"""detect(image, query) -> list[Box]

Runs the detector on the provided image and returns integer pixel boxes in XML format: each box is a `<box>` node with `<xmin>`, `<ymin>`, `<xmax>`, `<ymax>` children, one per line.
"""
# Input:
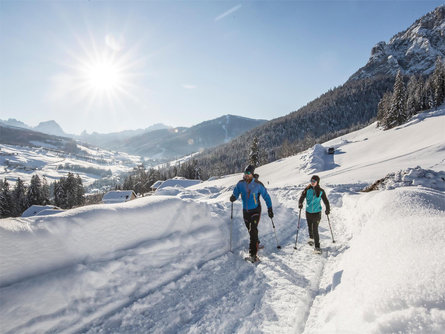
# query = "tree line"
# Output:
<box><xmin>116</xmin><ymin>161</ymin><xmax>203</xmax><ymax>195</ymax></box>
<box><xmin>377</xmin><ymin>57</ymin><xmax>445</xmax><ymax>129</ymax></box>
<box><xmin>0</xmin><ymin>173</ymin><xmax>85</xmax><ymax>218</ymax></box>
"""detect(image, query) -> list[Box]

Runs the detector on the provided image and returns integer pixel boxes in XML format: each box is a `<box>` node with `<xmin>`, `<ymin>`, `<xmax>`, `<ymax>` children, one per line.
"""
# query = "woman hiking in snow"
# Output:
<box><xmin>298</xmin><ymin>175</ymin><xmax>330</xmax><ymax>254</ymax></box>
<box><xmin>230</xmin><ymin>165</ymin><xmax>273</xmax><ymax>263</ymax></box>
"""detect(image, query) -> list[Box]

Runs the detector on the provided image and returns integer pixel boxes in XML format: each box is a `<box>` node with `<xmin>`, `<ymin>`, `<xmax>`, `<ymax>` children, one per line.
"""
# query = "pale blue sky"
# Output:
<box><xmin>0</xmin><ymin>0</ymin><xmax>443</xmax><ymax>134</ymax></box>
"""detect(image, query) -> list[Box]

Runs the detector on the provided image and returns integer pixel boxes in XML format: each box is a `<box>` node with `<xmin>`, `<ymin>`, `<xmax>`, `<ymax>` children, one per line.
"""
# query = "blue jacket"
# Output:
<box><xmin>299</xmin><ymin>186</ymin><xmax>330</xmax><ymax>214</ymax></box>
<box><xmin>232</xmin><ymin>179</ymin><xmax>272</xmax><ymax>211</ymax></box>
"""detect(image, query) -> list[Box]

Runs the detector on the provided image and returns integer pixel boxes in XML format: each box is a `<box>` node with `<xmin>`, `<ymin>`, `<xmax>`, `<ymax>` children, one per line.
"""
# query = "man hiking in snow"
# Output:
<box><xmin>298</xmin><ymin>175</ymin><xmax>330</xmax><ymax>254</ymax></box>
<box><xmin>230</xmin><ymin>165</ymin><xmax>273</xmax><ymax>263</ymax></box>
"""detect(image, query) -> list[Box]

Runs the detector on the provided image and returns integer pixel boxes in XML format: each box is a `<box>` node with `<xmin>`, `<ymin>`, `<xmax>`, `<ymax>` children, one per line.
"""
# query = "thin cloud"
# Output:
<box><xmin>105</xmin><ymin>34</ymin><xmax>123</xmax><ymax>52</ymax></box>
<box><xmin>182</xmin><ymin>84</ymin><xmax>197</xmax><ymax>89</ymax></box>
<box><xmin>214</xmin><ymin>4</ymin><xmax>242</xmax><ymax>22</ymax></box>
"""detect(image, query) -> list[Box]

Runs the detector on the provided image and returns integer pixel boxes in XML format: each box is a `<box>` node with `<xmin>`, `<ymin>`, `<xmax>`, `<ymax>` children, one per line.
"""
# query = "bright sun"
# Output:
<box><xmin>85</xmin><ymin>60</ymin><xmax>121</xmax><ymax>92</ymax></box>
<box><xmin>65</xmin><ymin>34</ymin><xmax>142</xmax><ymax>108</ymax></box>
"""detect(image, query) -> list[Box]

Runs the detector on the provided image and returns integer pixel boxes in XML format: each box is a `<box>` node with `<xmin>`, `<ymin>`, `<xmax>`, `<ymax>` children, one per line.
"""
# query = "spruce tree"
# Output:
<box><xmin>75</xmin><ymin>174</ymin><xmax>85</xmax><ymax>207</ymax></box>
<box><xmin>41</xmin><ymin>176</ymin><xmax>50</xmax><ymax>205</ymax></box>
<box><xmin>0</xmin><ymin>179</ymin><xmax>13</xmax><ymax>218</ymax></box>
<box><xmin>433</xmin><ymin>57</ymin><xmax>445</xmax><ymax>108</ymax></box>
<box><xmin>385</xmin><ymin>71</ymin><xmax>407</xmax><ymax>129</ymax></box>
<box><xmin>377</xmin><ymin>91</ymin><xmax>392</xmax><ymax>127</ymax></box>
<box><xmin>406</xmin><ymin>75</ymin><xmax>420</xmax><ymax>117</ymax></box>
<box><xmin>65</xmin><ymin>173</ymin><xmax>77</xmax><ymax>208</ymax></box>
<box><xmin>12</xmin><ymin>178</ymin><xmax>28</xmax><ymax>216</ymax></box>
<box><xmin>54</xmin><ymin>179</ymin><xmax>67</xmax><ymax>208</ymax></box>
<box><xmin>249</xmin><ymin>136</ymin><xmax>260</xmax><ymax>167</ymax></box>
<box><xmin>27</xmin><ymin>175</ymin><xmax>43</xmax><ymax>206</ymax></box>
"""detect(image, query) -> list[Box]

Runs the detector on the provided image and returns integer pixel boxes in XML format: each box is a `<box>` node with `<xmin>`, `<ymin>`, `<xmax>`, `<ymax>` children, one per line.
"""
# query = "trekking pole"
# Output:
<box><xmin>326</xmin><ymin>214</ymin><xmax>336</xmax><ymax>243</ymax></box>
<box><xmin>270</xmin><ymin>218</ymin><xmax>281</xmax><ymax>249</ymax></box>
<box><xmin>294</xmin><ymin>208</ymin><xmax>302</xmax><ymax>249</ymax></box>
<box><xmin>229</xmin><ymin>202</ymin><xmax>233</xmax><ymax>252</ymax></box>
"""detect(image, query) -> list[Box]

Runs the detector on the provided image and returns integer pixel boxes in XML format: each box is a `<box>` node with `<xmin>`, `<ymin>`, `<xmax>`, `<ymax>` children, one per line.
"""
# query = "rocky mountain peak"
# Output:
<box><xmin>35</xmin><ymin>120</ymin><xmax>66</xmax><ymax>137</ymax></box>
<box><xmin>349</xmin><ymin>5</ymin><xmax>445</xmax><ymax>81</ymax></box>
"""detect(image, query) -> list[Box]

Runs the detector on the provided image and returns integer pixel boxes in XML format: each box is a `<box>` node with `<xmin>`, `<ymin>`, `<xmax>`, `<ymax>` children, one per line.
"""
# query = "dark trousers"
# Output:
<box><xmin>243</xmin><ymin>207</ymin><xmax>261</xmax><ymax>257</ymax></box>
<box><xmin>306</xmin><ymin>211</ymin><xmax>321</xmax><ymax>248</ymax></box>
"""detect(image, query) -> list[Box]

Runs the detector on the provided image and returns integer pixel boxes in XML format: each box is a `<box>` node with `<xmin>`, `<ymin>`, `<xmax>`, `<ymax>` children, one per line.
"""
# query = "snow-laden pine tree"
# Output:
<box><xmin>65</xmin><ymin>173</ymin><xmax>77</xmax><ymax>208</ymax></box>
<box><xmin>75</xmin><ymin>174</ymin><xmax>85</xmax><ymax>207</ymax></box>
<box><xmin>41</xmin><ymin>176</ymin><xmax>50</xmax><ymax>205</ymax></box>
<box><xmin>54</xmin><ymin>179</ymin><xmax>66</xmax><ymax>209</ymax></box>
<box><xmin>406</xmin><ymin>76</ymin><xmax>421</xmax><ymax>117</ymax></box>
<box><xmin>432</xmin><ymin>57</ymin><xmax>445</xmax><ymax>108</ymax></box>
<box><xmin>377</xmin><ymin>91</ymin><xmax>392</xmax><ymax>127</ymax></box>
<box><xmin>12</xmin><ymin>178</ymin><xmax>28</xmax><ymax>216</ymax></box>
<box><xmin>249</xmin><ymin>137</ymin><xmax>260</xmax><ymax>167</ymax></box>
<box><xmin>385</xmin><ymin>71</ymin><xmax>407</xmax><ymax>129</ymax></box>
<box><xmin>26</xmin><ymin>175</ymin><xmax>43</xmax><ymax>206</ymax></box>
<box><xmin>0</xmin><ymin>179</ymin><xmax>13</xmax><ymax>218</ymax></box>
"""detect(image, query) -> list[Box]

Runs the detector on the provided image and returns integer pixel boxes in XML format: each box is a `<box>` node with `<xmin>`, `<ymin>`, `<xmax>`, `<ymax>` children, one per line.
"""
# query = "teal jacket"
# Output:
<box><xmin>299</xmin><ymin>185</ymin><xmax>330</xmax><ymax>214</ymax></box>
<box><xmin>232</xmin><ymin>179</ymin><xmax>272</xmax><ymax>211</ymax></box>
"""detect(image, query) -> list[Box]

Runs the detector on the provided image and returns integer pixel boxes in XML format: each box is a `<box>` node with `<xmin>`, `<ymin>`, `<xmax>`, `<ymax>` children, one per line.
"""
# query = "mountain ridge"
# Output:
<box><xmin>349</xmin><ymin>5</ymin><xmax>445</xmax><ymax>81</ymax></box>
<box><xmin>103</xmin><ymin>114</ymin><xmax>267</xmax><ymax>160</ymax></box>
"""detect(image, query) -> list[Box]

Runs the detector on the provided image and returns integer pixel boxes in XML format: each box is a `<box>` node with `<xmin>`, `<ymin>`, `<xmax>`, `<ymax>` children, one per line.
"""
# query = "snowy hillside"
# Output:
<box><xmin>0</xmin><ymin>108</ymin><xmax>444</xmax><ymax>333</ymax></box>
<box><xmin>0</xmin><ymin>142</ymin><xmax>141</xmax><ymax>190</ymax></box>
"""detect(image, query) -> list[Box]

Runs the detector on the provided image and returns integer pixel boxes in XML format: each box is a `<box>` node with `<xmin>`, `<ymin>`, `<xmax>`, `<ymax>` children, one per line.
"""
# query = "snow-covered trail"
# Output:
<box><xmin>80</xmin><ymin>187</ymin><xmax>341</xmax><ymax>334</ymax></box>
<box><xmin>0</xmin><ymin>186</ymin><xmax>345</xmax><ymax>334</ymax></box>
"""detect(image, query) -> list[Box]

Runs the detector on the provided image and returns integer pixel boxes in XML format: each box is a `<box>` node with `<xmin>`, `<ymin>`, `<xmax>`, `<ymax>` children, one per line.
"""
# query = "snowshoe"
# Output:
<box><xmin>314</xmin><ymin>247</ymin><xmax>322</xmax><ymax>255</ymax></box>
<box><xmin>244</xmin><ymin>255</ymin><xmax>260</xmax><ymax>263</ymax></box>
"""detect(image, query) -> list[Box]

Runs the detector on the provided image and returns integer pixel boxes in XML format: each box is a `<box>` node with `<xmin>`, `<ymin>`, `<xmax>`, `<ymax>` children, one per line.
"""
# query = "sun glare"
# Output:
<box><xmin>86</xmin><ymin>60</ymin><xmax>121</xmax><ymax>92</ymax></box>
<box><xmin>56</xmin><ymin>32</ymin><xmax>144</xmax><ymax>110</ymax></box>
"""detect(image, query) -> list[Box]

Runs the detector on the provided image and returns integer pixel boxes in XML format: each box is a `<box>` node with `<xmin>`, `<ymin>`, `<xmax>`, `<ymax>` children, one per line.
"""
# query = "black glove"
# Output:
<box><xmin>268</xmin><ymin>207</ymin><xmax>274</xmax><ymax>218</ymax></box>
<box><xmin>325</xmin><ymin>209</ymin><xmax>330</xmax><ymax>215</ymax></box>
<box><xmin>230</xmin><ymin>195</ymin><xmax>236</xmax><ymax>202</ymax></box>
<box><xmin>298</xmin><ymin>203</ymin><xmax>303</xmax><ymax>209</ymax></box>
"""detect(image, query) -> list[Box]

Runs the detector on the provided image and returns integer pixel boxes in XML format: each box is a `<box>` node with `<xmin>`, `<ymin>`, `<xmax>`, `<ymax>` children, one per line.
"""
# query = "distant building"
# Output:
<box><xmin>156</xmin><ymin>177</ymin><xmax>201</xmax><ymax>191</ymax></box>
<box><xmin>151</xmin><ymin>180</ymin><xmax>164</xmax><ymax>192</ymax></box>
<box><xmin>22</xmin><ymin>205</ymin><xmax>63</xmax><ymax>217</ymax></box>
<box><xmin>102</xmin><ymin>190</ymin><xmax>137</xmax><ymax>204</ymax></box>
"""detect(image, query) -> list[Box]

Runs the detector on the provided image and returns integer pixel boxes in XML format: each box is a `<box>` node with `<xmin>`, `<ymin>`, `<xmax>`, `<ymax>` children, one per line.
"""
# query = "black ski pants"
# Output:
<box><xmin>243</xmin><ymin>207</ymin><xmax>261</xmax><ymax>257</ymax></box>
<box><xmin>306</xmin><ymin>211</ymin><xmax>321</xmax><ymax>248</ymax></box>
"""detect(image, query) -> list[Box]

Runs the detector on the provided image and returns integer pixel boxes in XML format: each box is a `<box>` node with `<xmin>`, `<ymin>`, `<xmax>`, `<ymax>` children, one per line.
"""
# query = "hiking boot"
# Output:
<box><xmin>245</xmin><ymin>255</ymin><xmax>260</xmax><ymax>263</ymax></box>
<box><xmin>314</xmin><ymin>247</ymin><xmax>322</xmax><ymax>254</ymax></box>
<box><xmin>308</xmin><ymin>238</ymin><xmax>314</xmax><ymax>246</ymax></box>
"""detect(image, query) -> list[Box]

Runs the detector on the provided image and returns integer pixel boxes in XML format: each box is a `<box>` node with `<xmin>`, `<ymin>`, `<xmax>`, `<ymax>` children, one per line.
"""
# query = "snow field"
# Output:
<box><xmin>0</xmin><ymin>143</ymin><xmax>141</xmax><ymax>187</ymax></box>
<box><xmin>0</xmin><ymin>107</ymin><xmax>444</xmax><ymax>333</ymax></box>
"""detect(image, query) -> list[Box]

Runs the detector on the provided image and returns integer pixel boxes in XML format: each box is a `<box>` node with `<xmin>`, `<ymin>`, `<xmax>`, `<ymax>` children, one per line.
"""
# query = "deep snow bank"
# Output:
<box><xmin>305</xmin><ymin>185</ymin><xmax>445</xmax><ymax>333</ymax></box>
<box><xmin>0</xmin><ymin>195</ymin><xmax>227</xmax><ymax>286</ymax></box>
<box><xmin>363</xmin><ymin>166</ymin><xmax>445</xmax><ymax>192</ymax></box>
<box><xmin>300</xmin><ymin>144</ymin><xmax>337</xmax><ymax>174</ymax></box>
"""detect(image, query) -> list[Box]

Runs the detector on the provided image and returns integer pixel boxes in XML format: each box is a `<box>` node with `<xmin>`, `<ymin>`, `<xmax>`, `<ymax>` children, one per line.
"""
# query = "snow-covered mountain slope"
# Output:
<box><xmin>349</xmin><ymin>5</ymin><xmax>445</xmax><ymax>81</ymax></box>
<box><xmin>34</xmin><ymin>120</ymin><xmax>66</xmax><ymax>137</ymax></box>
<box><xmin>105</xmin><ymin>114</ymin><xmax>267</xmax><ymax>160</ymax></box>
<box><xmin>0</xmin><ymin>108</ymin><xmax>444</xmax><ymax>333</ymax></box>
<box><xmin>0</xmin><ymin>141</ymin><xmax>141</xmax><ymax>189</ymax></box>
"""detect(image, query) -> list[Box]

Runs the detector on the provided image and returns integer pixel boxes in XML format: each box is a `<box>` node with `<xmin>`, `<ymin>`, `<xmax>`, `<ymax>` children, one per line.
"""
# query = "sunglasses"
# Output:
<box><xmin>310</xmin><ymin>179</ymin><xmax>317</xmax><ymax>183</ymax></box>
<box><xmin>244</xmin><ymin>171</ymin><xmax>252</xmax><ymax>175</ymax></box>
